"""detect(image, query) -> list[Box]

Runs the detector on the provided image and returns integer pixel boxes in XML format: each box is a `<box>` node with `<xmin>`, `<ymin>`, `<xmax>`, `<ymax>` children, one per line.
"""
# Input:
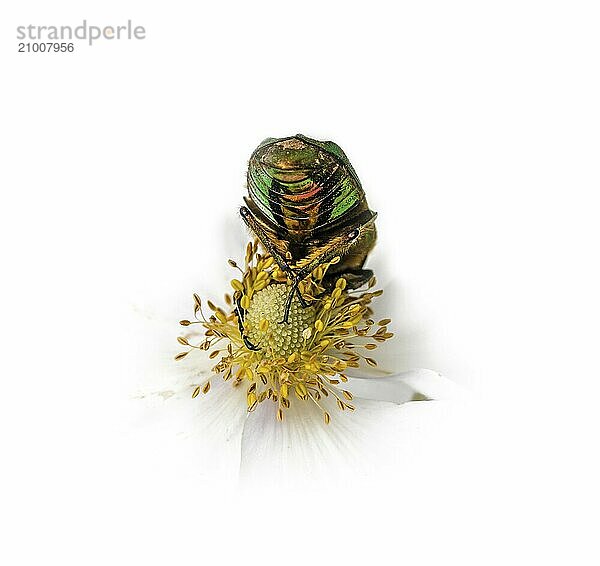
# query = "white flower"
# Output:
<box><xmin>132</xmin><ymin>305</ymin><xmax>468</xmax><ymax>487</ymax></box>
<box><xmin>129</xmin><ymin>242</ymin><xmax>469</xmax><ymax>487</ymax></box>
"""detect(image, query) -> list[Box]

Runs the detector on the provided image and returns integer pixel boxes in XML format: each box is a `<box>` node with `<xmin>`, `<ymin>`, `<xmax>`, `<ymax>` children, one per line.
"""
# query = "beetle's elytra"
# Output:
<box><xmin>239</xmin><ymin>134</ymin><xmax>377</xmax><ymax>326</ymax></box>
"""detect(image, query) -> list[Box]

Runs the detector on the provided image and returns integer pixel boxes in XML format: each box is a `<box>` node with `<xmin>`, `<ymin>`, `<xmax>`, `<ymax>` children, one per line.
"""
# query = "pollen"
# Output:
<box><xmin>245</xmin><ymin>285</ymin><xmax>315</xmax><ymax>357</ymax></box>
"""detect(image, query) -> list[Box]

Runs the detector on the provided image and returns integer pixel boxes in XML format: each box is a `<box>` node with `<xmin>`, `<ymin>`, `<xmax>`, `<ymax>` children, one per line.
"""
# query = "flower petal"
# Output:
<box><xmin>129</xmin><ymin>308</ymin><xmax>248</xmax><ymax>482</ymax></box>
<box><xmin>239</xmin><ymin>383</ymin><xmax>470</xmax><ymax>486</ymax></box>
<box><xmin>345</xmin><ymin>368</ymin><xmax>469</xmax><ymax>404</ymax></box>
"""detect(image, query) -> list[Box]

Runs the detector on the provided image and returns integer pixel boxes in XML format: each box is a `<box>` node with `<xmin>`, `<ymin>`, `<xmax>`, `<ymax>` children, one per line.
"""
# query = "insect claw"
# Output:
<box><xmin>243</xmin><ymin>335</ymin><xmax>261</xmax><ymax>351</ymax></box>
<box><xmin>296</xmin><ymin>290</ymin><xmax>309</xmax><ymax>308</ymax></box>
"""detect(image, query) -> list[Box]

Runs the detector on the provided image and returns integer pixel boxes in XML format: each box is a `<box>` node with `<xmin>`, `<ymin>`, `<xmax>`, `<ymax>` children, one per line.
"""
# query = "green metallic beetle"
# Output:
<box><xmin>239</xmin><ymin>134</ymin><xmax>377</xmax><ymax>328</ymax></box>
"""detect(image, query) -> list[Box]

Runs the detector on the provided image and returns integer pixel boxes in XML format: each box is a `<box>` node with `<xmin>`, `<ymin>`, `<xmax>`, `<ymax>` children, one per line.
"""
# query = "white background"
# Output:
<box><xmin>1</xmin><ymin>1</ymin><xmax>599</xmax><ymax>564</ymax></box>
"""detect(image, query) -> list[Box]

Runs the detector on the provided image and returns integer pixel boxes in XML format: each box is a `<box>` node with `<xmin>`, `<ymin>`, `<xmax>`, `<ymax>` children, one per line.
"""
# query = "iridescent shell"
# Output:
<box><xmin>246</xmin><ymin>134</ymin><xmax>366</xmax><ymax>236</ymax></box>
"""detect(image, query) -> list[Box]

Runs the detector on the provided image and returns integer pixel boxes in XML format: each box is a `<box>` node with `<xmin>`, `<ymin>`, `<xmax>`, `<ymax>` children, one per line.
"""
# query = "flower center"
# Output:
<box><xmin>245</xmin><ymin>284</ymin><xmax>316</xmax><ymax>357</ymax></box>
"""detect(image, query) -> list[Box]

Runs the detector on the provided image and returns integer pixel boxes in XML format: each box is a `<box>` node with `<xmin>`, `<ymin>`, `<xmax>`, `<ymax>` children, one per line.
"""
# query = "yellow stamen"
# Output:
<box><xmin>176</xmin><ymin>242</ymin><xmax>394</xmax><ymax>422</ymax></box>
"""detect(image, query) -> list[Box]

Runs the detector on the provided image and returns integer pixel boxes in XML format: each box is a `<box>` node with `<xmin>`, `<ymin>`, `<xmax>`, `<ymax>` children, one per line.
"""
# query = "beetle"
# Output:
<box><xmin>239</xmin><ymin>134</ymin><xmax>377</xmax><ymax>327</ymax></box>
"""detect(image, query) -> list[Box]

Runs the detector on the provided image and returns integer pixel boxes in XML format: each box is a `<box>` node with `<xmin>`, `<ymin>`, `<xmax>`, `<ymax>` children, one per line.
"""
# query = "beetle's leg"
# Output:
<box><xmin>280</xmin><ymin>246</ymin><xmax>371</xmax><ymax>323</ymax></box>
<box><xmin>279</xmin><ymin>216</ymin><xmax>377</xmax><ymax>320</ymax></box>
<box><xmin>280</xmin><ymin>279</ymin><xmax>301</xmax><ymax>324</ymax></box>
<box><xmin>277</xmin><ymin>278</ymin><xmax>315</xmax><ymax>323</ymax></box>
<box><xmin>279</xmin><ymin>248</ymin><xmax>343</xmax><ymax>322</ymax></box>
<box><xmin>240</xmin><ymin>206</ymin><xmax>309</xmax><ymax>311</ymax></box>
<box><xmin>243</xmin><ymin>335</ymin><xmax>260</xmax><ymax>351</ymax></box>
<box><xmin>240</xmin><ymin>206</ymin><xmax>375</xmax><ymax>323</ymax></box>
<box><xmin>234</xmin><ymin>290</ymin><xmax>260</xmax><ymax>351</ymax></box>
<box><xmin>239</xmin><ymin>207</ymin><xmax>294</xmax><ymax>278</ymax></box>
<box><xmin>294</xmin><ymin>285</ymin><xmax>309</xmax><ymax>307</ymax></box>
<box><xmin>290</xmin><ymin>232</ymin><xmax>361</xmax><ymax>284</ymax></box>
<box><xmin>292</xmin><ymin>213</ymin><xmax>377</xmax><ymax>284</ymax></box>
